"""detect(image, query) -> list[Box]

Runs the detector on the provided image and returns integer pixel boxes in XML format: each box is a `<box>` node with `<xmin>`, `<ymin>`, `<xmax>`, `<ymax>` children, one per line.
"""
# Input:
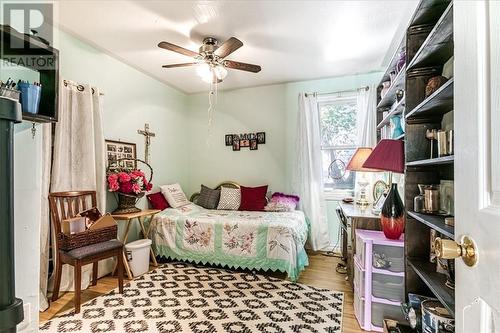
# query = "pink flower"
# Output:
<box><xmin>108</xmin><ymin>180</ymin><xmax>119</xmax><ymax>192</ymax></box>
<box><xmin>131</xmin><ymin>183</ymin><xmax>141</xmax><ymax>194</ymax></box>
<box><xmin>120</xmin><ymin>182</ymin><xmax>133</xmax><ymax>194</ymax></box>
<box><xmin>131</xmin><ymin>170</ymin><xmax>145</xmax><ymax>178</ymax></box>
<box><xmin>108</xmin><ymin>174</ymin><xmax>118</xmax><ymax>182</ymax></box>
<box><xmin>118</xmin><ymin>172</ymin><xmax>131</xmax><ymax>183</ymax></box>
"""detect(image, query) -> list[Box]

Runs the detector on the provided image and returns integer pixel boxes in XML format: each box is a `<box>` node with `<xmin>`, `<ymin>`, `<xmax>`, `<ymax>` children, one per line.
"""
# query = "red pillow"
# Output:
<box><xmin>239</xmin><ymin>185</ymin><xmax>268</xmax><ymax>211</ymax></box>
<box><xmin>146</xmin><ymin>192</ymin><xmax>170</xmax><ymax>210</ymax></box>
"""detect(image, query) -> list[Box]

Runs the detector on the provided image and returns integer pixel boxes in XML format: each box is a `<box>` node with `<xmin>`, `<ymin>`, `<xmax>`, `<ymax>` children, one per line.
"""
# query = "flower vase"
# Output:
<box><xmin>391</xmin><ymin>115</ymin><xmax>404</xmax><ymax>138</ymax></box>
<box><xmin>380</xmin><ymin>183</ymin><xmax>405</xmax><ymax>239</ymax></box>
<box><xmin>113</xmin><ymin>192</ymin><xmax>143</xmax><ymax>214</ymax></box>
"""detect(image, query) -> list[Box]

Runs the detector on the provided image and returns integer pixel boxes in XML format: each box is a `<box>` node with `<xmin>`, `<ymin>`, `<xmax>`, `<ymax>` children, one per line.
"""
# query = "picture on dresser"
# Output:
<box><xmin>105</xmin><ymin>139</ymin><xmax>137</xmax><ymax>170</ymax></box>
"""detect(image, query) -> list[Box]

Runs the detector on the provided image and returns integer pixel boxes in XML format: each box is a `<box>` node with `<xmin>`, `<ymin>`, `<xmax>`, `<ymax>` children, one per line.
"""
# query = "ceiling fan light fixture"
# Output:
<box><xmin>196</xmin><ymin>62</ymin><xmax>212</xmax><ymax>82</ymax></box>
<box><xmin>213</xmin><ymin>64</ymin><xmax>227</xmax><ymax>80</ymax></box>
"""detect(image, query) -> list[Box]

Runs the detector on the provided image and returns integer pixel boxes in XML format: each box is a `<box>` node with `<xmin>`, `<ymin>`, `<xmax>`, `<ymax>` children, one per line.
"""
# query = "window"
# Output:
<box><xmin>318</xmin><ymin>95</ymin><xmax>358</xmax><ymax>196</ymax></box>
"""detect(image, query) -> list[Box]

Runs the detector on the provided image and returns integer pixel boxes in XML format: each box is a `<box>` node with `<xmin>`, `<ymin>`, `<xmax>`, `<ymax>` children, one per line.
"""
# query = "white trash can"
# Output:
<box><xmin>125</xmin><ymin>239</ymin><xmax>152</xmax><ymax>277</ymax></box>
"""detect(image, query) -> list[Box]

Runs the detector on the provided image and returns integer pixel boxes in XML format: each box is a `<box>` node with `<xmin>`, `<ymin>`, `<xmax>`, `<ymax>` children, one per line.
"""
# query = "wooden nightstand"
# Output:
<box><xmin>111</xmin><ymin>209</ymin><xmax>160</xmax><ymax>279</ymax></box>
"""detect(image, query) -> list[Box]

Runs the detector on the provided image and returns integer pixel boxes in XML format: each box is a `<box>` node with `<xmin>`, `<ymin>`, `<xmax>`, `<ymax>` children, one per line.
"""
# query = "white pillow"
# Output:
<box><xmin>217</xmin><ymin>187</ymin><xmax>241</xmax><ymax>210</ymax></box>
<box><xmin>160</xmin><ymin>183</ymin><xmax>190</xmax><ymax>208</ymax></box>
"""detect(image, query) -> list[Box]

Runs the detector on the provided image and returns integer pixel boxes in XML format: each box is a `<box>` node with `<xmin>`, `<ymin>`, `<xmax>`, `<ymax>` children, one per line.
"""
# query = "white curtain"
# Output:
<box><xmin>293</xmin><ymin>93</ymin><xmax>330</xmax><ymax>251</ymax></box>
<box><xmin>357</xmin><ymin>84</ymin><xmax>377</xmax><ymax>147</ymax></box>
<box><xmin>355</xmin><ymin>84</ymin><xmax>378</xmax><ymax>202</ymax></box>
<box><xmin>48</xmin><ymin>80</ymin><xmax>112</xmax><ymax>294</ymax></box>
<box><xmin>39</xmin><ymin>124</ymin><xmax>52</xmax><ymax>311</ymax></box>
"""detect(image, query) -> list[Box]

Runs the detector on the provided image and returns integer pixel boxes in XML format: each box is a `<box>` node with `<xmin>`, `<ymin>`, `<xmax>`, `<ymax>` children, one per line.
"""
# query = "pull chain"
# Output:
<box><xmin>31</xmin><ymin>122</ymin><xmax>36</xmax><ymax>139</ymax></box>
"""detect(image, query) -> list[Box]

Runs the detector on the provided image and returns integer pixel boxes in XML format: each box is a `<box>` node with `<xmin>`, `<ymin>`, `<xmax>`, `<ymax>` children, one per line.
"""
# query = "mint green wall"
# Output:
<box><xmin>186</xmin><ymin>84</ymin><xmax>287</xmax><ymax>195</ymax></box>
<box><xmin>187</xmin><ymin>72</ymin><xmax>382</xmax><ymax>248</ymax></box>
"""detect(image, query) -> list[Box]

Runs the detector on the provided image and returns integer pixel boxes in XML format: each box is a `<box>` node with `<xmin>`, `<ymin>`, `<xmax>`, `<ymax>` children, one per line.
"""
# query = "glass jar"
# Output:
<box><xmin>414</xmin><ymin>184</ymin><xmax>429</xmax><ymax>213</ymax></box>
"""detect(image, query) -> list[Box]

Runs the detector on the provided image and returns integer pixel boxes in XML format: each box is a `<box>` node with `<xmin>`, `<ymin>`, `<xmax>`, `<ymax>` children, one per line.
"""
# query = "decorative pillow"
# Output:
<box><xmin>264</xmin><ymin>192</ymin><xmax>300</xmax><ymax>212</ymax></box>
<box><xmin>146</xmin><ymin>192</ymin><xmax>170</xmax><ymax>210</ymax></box>
<box><xmin>239</xmin><ymin>185</ymin><xmax>268</xmax><ymax>211</ymax></box>
<box><xmin>217</xmin><ymin>187</ymin><xmax>241</xmax><ymax>210</ymax></box>
<box><xmin>160</xmin><ymin>183</ymin><xmax>190</xmax><ymax>208</ymax></box>
<box><xmin>197</xmin><ymin>184</ymin><xmax>221</xmax><ymax>209</ymax></box>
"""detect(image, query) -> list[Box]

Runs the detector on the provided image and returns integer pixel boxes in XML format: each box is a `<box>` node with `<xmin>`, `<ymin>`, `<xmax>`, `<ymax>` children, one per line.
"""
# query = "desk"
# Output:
<box><xmin>337</xmin><ymin>202</ymin><xmax>381</xmax><ymax>288</ymax></box>
<box><xmin>111</xmin><ymin>209</ymin><xmax>160</xmax><ymax>278</ymax></box>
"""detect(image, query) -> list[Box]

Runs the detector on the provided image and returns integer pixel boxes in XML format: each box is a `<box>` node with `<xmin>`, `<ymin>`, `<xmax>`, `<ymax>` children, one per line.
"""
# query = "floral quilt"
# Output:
<box><xmin>150</xmin><ymin>204</ymin><xmax>309</xmax><ymax>281</ymax></box>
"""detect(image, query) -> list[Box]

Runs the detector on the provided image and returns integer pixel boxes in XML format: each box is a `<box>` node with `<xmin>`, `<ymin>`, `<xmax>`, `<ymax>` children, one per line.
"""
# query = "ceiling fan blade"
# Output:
<box><xmin>158</xmin><ymin>41</ymin><xmax>199</xmax><ymax>58</ymax></box>
<box><xmin>223</xmin><ymin>60</ymin><xmax>261</xmax><ymax>73</ymax></box>
<box><xmin>162</xmin><ymin>62</ymin><xmax>198</xmax><ymax>68</ymax></box>
<box><xmin>214</xmin><ymin>37</ymin><xmax>243</xmax><ymax>58</ymax></box>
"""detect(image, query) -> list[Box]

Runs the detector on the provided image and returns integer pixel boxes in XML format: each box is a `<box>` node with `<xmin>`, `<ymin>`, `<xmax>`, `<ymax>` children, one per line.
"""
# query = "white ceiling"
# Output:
<box><xmin>56</xmin><ymin>1</ymin><xmax>418</xmax><ymax>94</ymax></box>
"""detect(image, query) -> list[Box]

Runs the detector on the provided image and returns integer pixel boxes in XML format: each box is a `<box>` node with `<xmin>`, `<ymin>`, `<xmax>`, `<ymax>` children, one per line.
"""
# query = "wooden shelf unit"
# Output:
<box><xmin>403</xmin><ymin>0</ymin><xmax>455</xmax><ymax>320</ymax></box>
<box><xmin>0</xmin><ymin>25</ymin><xmax>59</xmax><ymax>123</ymax></box>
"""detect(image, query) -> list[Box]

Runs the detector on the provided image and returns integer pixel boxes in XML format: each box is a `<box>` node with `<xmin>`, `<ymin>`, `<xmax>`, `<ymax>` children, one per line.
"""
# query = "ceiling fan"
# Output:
<box><xmin>158</xmin><ymin>37</ymin><xmax>261</xmax><ymax>84</ymax></box>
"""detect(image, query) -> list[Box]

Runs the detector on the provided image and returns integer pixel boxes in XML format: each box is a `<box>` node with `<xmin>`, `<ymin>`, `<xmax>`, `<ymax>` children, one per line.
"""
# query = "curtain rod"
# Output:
<box><xmin>63</xmin><ymin>79</ymin><xmax>105</xmax><ymax>96</ymax></box>
<box><xmin>304</xmin><ymin>86</ymin><xmax>369</xmax><ymax>98</ymax></box>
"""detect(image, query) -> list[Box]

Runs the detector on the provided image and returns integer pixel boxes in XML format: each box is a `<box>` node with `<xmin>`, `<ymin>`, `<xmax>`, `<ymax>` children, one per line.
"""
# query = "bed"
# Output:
<box><xmin>150</xmin><ymin>182</ymin><xmax>309</xmax><ymax>281</ymax></box>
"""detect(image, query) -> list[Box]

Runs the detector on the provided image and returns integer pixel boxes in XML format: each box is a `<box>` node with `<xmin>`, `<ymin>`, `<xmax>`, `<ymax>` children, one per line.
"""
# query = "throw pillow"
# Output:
<box><xmin>197</xmin><ymin>184</ymin><xmax>221</xmax><ymax>209</ymax></box>
<box><xmin>239</xmin><ymin>185</ymin><xmax>268</xmax><ymax>211</ymax></box>
<box><xmin>217</xmin><ymin>187</ymin><xmax>241</xmax><ymax>210</ymax></box>
<box><xmin>160</xmin><ymin>183</ymin><xmax>190</xmax><ymax>208</ymax></box>
<box><xmin>146</xmin><ymin>192</ymin><xmax>170</xmax><ymax>210</ymax></box>
<box><xmin>264</xmin><ymin>192</ymin><xmax>300</xmax><ymax>212</ymax></box>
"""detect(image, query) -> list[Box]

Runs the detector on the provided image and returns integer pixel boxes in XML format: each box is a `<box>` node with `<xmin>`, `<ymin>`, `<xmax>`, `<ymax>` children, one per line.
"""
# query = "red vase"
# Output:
<box><xmin>381</xmin><ymin>183</ymin><xmax>405</xmax><ymax>239</ymax></box>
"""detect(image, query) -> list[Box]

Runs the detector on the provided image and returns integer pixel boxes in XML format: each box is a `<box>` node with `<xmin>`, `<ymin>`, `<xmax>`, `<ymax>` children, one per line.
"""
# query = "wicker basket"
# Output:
<box><xmin>58</xmin><ymin>225</ymin><xmax>118</xmax><ymax>251</ymax></box>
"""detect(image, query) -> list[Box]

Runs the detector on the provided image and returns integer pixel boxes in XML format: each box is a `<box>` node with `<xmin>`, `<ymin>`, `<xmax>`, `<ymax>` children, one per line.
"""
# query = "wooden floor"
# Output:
<box><xmin>40</xmin><ymin>252</ymin><xmax>366</xmax><ymax>332</ymax></box>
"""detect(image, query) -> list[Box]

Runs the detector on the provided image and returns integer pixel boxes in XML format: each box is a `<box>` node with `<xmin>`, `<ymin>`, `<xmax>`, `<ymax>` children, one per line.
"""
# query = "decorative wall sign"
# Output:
<box><xmin>105</xmin><ymin>139</ymin><xmax>137</xmax><ymax>170</ymax></box>
<box><xmin>225</xmin><ymin>132</ymin><xmax>265</xmax><ymax>151</ymax></box>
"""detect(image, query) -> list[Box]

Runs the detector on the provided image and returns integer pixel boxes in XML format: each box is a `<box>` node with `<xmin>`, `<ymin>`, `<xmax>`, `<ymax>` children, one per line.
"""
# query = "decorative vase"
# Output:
<box><xmin>391</xmin><ymin>115</ymin><xmax>404</xmax><ymax>138</ymax></box>
<box><xmin>381</xmin><ymin>183</ymin><xmax>405</xmax><ymax>239</ymax></box>
<box><xmin>113</xmin><ymin>192</ymin><xmax>144</xmax><ymax>214</ymax></box>
<box><xmin>380</xmin><ymin>81</ymin><xmax>391</xmax><ymax>99</ymax></box>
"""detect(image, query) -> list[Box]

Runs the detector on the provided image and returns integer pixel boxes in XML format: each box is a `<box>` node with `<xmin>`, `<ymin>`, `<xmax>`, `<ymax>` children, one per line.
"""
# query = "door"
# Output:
<box><xmin>454</xmin><ymin>1</ymin><xmax>500</xmax><ymax>332</ymax></box>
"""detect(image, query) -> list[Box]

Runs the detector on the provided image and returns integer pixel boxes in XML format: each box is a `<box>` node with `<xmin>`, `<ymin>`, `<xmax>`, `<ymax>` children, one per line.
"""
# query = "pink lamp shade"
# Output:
<box><xmin>362</xmin><ymin>139</ymin><xmax>405</xmax><ymax>173</ymax></box>
<box><xmin>346</xmin><ymin>148</ymin><xmax>380</xmax><ymax>172</ymax></box>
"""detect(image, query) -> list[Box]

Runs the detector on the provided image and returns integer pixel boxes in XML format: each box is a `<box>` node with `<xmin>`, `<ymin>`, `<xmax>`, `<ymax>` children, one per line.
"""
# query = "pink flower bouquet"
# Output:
<box><xmin>107</xmin><ymin>169</ymin><xmax>153</xmax><ymax>195</ymax></box>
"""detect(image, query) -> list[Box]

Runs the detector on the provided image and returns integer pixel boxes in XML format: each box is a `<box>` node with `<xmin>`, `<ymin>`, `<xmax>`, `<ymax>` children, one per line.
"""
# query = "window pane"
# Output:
<box><xmin>319</xmin><ymin>100</ymin><xmax>357</xmax><ymax>147</ymax></box>
<box><xmin>322</xmin><ymin>149</ymin><xmax>355</xmax><ymax>190</ymax></box>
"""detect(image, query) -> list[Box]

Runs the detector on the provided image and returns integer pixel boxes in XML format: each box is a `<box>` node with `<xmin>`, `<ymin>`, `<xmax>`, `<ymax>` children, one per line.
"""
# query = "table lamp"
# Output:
<box><xmin>346</xmin><ymin>147</ymin><xmax>378</xmax><ymax>206</ymax></box>
<box><xmin>362</xmin><ymin>139</ymin><xmax>405</xmax><ymax>239</ymax></box>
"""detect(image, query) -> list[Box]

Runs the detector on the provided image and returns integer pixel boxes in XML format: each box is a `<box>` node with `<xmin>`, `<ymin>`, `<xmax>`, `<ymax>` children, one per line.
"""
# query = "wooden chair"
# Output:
<box><xmin>48</xmin><ymin>191</ymin><xmax>124</xmax><ymax>313</ymax></box>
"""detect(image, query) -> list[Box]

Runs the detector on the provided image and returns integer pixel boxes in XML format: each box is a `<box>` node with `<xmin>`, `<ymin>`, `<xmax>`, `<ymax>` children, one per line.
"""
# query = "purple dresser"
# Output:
<box><xmin>353</xmin><ymin>230</ymin><xmax>405</xmax><ymax>331</ymax></box>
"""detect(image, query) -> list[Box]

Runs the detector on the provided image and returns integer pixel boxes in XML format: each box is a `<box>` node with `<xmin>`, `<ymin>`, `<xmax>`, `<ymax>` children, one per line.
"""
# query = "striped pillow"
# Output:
<box><xmin>197</xmin><ymin>185</ymin><xmax>220</xmax><ymax>209</ymax></box>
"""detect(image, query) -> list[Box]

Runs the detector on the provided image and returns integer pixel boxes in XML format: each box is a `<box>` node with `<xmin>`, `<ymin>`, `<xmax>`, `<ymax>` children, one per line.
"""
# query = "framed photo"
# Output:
<box><xmin>250</xmin><ymin>139</ymin><xmax>258</xmax><ymax>150</ymax></box>
<box><xmin>256</xmin><ymin>132</ymin><xmax>266</xmax><ymax>144</ymax></box>
<box><xmin>225</xmin><ymin>134</ymin><xmax>233</xmax><ymax>146</ymax></box>
<box><xmin>232</xmin><ymin>140</ymin><xmax>241</xmax><ymax>151</ymax></box>
<box><xmin>105</xmin><ymin>140</ymin><xmax>137</xmax><ymax>170</ymax></box>
<box><xmin>240</xmin><ymin>139</ymin><xmax>250</xmax><ymax>148</ymax></box>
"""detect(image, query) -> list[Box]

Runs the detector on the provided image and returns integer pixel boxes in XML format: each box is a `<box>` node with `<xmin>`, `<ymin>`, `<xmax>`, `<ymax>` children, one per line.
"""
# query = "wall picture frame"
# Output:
<box><xmin>225</xmin><ymin>134</ymin><xmax>233</xmax><ymax>146</ymax></box>
<box><xmin>256</xmin><ymin>132</ymin><xmax>266</xmax><ymax>144</ymax></box>
<box><xmin>232</xmin><ymin>140</ymin><xmax>240</xmax><ymax>151</ymax></box>
<box><xmin>105</xmin><ymin>139</ymin><xmax>137</xmax><ymax>170</ymax></box>
<box><xmin>250</xmin><ymin>139</ymin><xmax>258</xmax><ymax>150</ymax></box>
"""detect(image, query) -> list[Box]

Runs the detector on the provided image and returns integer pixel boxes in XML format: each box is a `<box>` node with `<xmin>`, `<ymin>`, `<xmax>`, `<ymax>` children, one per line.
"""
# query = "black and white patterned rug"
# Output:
<box><xmin>40</xmin><ymin>262</ymin><xmax>343</xmax><ymax>333</ymax></box>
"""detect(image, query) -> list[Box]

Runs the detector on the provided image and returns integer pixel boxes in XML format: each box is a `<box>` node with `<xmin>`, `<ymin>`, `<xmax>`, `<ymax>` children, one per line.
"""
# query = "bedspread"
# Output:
<box><xmin>150</xmin><ymin>204</ymin><xmax>309</xmax><ymax>281</ymax></box>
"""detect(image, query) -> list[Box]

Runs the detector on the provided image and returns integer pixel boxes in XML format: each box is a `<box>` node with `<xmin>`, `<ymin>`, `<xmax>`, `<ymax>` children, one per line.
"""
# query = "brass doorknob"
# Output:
<box><xmin>435</xmin><ymin>236</ymin><xmax>478</xmax><ymax>267</ymax></box>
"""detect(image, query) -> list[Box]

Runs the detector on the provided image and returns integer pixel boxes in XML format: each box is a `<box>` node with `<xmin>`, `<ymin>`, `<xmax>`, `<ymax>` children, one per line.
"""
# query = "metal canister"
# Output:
<box><xmin>421</xmin><ymin>300</ymin><xmax>454</xmax><ymax>333</ymax></box>
<box><xmin>424</xmin><ymin>186</ymin><xmax>440</xmax><ymax>213</ymax></box>
<box><xmin>437</xmin><ymin>130</ymin><xmax>448</xmax><ymax>156</ymax></box>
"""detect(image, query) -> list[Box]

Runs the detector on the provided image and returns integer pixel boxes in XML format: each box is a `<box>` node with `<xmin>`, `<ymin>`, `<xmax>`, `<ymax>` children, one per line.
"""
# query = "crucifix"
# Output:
<box><xmin>137</xmin><ymin>123</ymin><xmax>155</xmax><ymax>164</ymax></box>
